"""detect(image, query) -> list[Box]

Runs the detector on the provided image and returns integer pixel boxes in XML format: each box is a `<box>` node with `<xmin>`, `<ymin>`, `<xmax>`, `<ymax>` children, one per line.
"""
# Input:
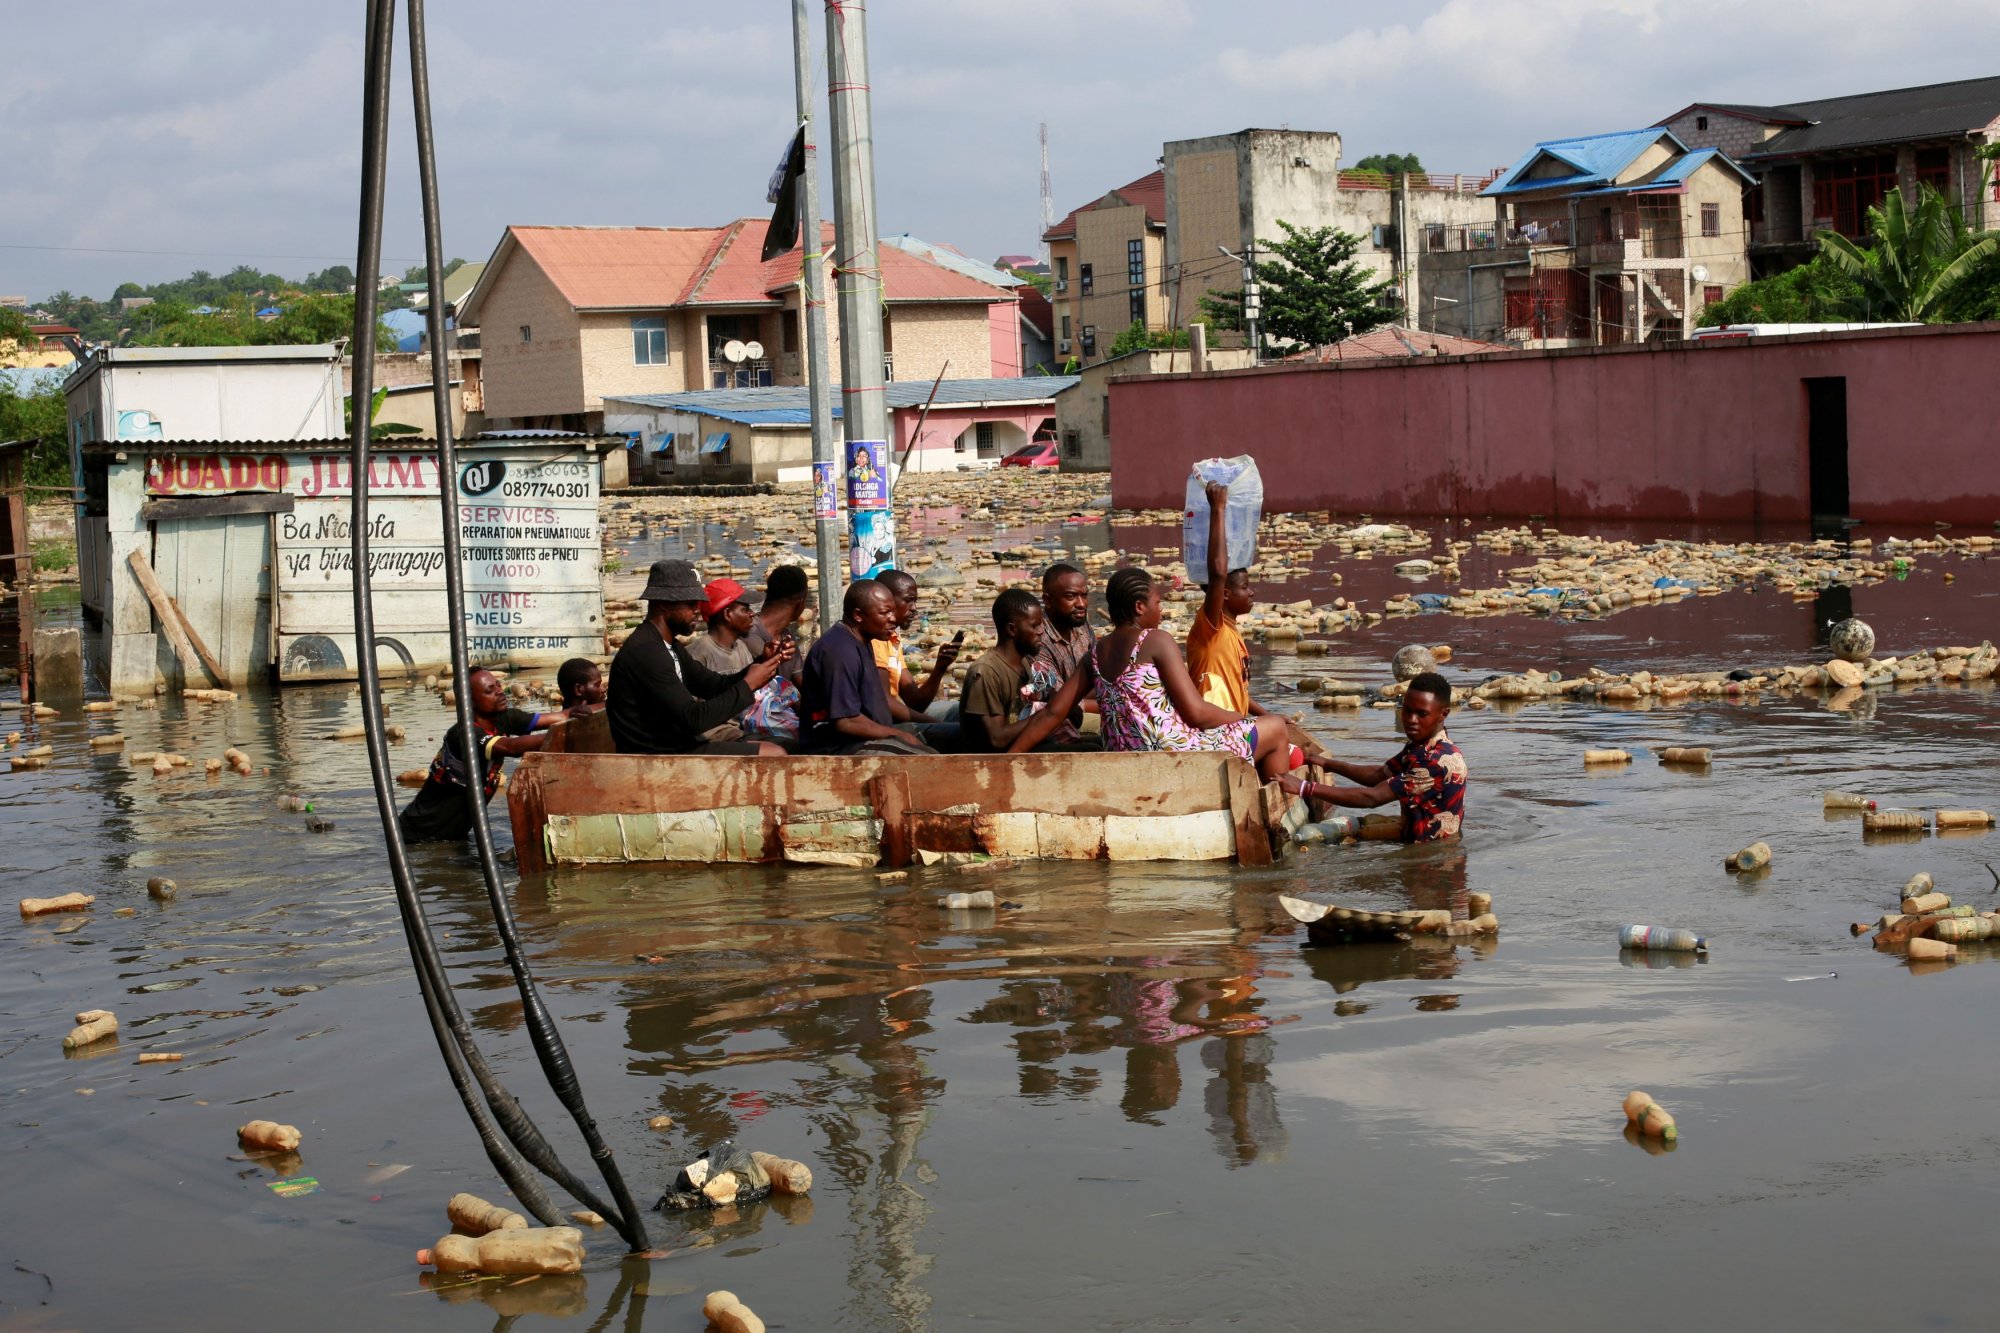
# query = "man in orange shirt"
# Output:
<box><xmin>1186</xmin><ymin>479</ymin><xmax>1269</xmax><ymax>721</ymax></box>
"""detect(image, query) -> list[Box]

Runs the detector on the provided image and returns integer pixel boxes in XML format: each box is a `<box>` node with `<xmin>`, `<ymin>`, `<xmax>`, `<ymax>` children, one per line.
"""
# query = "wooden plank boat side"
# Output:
<box><xmin>508</xmin><ymin>749</ymin><xmax>1273</xmax><ymax>873</ymax></box>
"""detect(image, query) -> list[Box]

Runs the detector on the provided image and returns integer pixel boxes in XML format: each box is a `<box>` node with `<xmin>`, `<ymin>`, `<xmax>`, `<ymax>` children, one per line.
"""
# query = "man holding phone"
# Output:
<box><xmin>874</xmin><ymin>571</ymin><xmax>963</xmax><ymax>746</ymax></box>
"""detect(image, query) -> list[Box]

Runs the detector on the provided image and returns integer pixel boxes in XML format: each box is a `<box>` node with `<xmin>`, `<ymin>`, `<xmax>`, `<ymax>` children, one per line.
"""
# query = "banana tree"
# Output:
<box><xmin>1816</xmin><ymin>182</ymin><xmax>1998</xmax><ymax>323</ymax></box>
<box><xmin>343</xmin><ymin>385</ymin><xmax>425</xmax><ymax>439</ymax></box>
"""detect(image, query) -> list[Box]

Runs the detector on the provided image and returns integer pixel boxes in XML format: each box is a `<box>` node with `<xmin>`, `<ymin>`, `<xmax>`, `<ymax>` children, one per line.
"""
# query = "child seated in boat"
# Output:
<box><xmin>1278</xmin><ymin>672</ymin><xmax>1463</xmax><ymax>842</ymax></box>
<box><xmin>1007</xmin><ymin>567</ymin><xmax>1291</xmax><ymax>781</ymax></box>
<box><xmin>399</xmin><ymin>667</ymin><xmax>562</xmax><ymax>844</ymax></box>
<box><xmin>557</xmin><ymin>657</ymin><xmax>605</xmax><ymax>714</ymax></box>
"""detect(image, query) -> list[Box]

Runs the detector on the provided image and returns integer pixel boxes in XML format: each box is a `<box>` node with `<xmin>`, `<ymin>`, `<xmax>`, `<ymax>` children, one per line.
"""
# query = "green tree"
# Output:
<box><xmin>1352</xmin><ymin>152</ymin><xmax>1424</xmax><ymax>177</ymax></box>
<box><xmin>1107</xmin><ymin>319</ymin><xmax>1190</xmax><ymax>358</ymax></box>
<box><xmin>1816</xmin><ymin>182</ymin><xmax>1997</xmax><ymax>322</ymax></box>
<box><xmin>0</xmin><ymin>307</ymin><xmax>35</xmax><ymax>347</ymax></box>
<box><xmin>0</xmin><ymin>382</ymin><xmax>71</xmax><ymax>489</ymax></box>
<box><xmin>1196</xmin><ymin>286</ymin><xmax>1244</xmax><ymax>332</ymax></box>
<box><xmin>1237</xmin><ymin>219</ymin><xmax>1399</xmax><ymax>348</ymax></box>
<box><xmin>344</xmin><ymin>385</ymin><xmax>424</xmax><ymax>440</ymax></box>
<box><xmin>1695</xmin><ymin>258</ymin><xmax>1864</xmax><ymax>327</ymax></box>
<box><xmin>1005</xmin><ymin>267</ymin><xmax>1053</xmax><ymax>297</ymax></box>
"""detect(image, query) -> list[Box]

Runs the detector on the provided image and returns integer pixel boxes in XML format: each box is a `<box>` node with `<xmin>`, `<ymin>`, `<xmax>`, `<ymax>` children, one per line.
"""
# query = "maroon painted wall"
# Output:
<box><xmin>1109</xmin><ymin>323</ymin><xmax>2000</xmax><ymax>524</ymax></box>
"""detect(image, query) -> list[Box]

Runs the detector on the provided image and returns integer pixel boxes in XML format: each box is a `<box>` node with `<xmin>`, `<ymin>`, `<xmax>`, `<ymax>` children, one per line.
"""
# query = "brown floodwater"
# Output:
<box><xmin>3</xmin><ymin>507</ymin><xmax>1999</xmax><ymax>1332</ymax></box>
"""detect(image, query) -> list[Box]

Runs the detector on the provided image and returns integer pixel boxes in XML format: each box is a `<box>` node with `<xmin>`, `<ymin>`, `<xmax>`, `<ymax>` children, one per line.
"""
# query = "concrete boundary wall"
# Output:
<box><xmin>1108</xmin><ymin>323</ymin><xmax>2000</xmax><ymax>524</ymax></box>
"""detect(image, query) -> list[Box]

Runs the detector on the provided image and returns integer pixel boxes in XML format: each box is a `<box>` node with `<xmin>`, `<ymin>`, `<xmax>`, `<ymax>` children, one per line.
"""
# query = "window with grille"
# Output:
<box><xmin>1129</xmin><ymin>290</ymin><xmax>1144</xmax><ymax>322</ymax></box>
<box><xmin>1062</xmin><ymin>431</ymin><xmax>1080</xmax><ymax>458</ymax></box>
<box><xmin>1915</xmin><ymin>147</ymin><xmax>1951</xmax><ymax>193</ymax></box>
<box><xmin>519</xmin><ymin>324</ymin><xmax>532</xmax><ymax>343</ymax></box>
<box><xmin>1704</xmin><ymin>285</ymin><xmax>1724</xmax><ymax>306</ymax></box>
<box><xmin>1700</xmin><ymin>203</ymin><xmax>1720</xmax><ymax>237</ymax></box>
<box><xmin>1080</xmin><ymin>325</ymin><xmax>1096</xmax><ymax>355</ymax></box>
<box><xmin>954</xmin><ymin>428</ymin><xmax>968</xmax><ymax>452</ymax></box>
<box><xmin>1079</xmin><ymin>263</ymin><xmax>1093</xmax><ymax>295</ymax></box>
<box><xmin>1127</xmin><ymin>239</ymin><xmax>1144</xmax><ymax>287</ymax></box>
<box><xmin>976</xmin><ymin>422</ymin><xmax>995</xmax><ymax>452</ymax></box>
<box><xmin>631</xmin><ymin>316</ymin><xmax>668</xmax><ymax>365</ymax></box>
<box><xmin>1060</xmin><ymin>314</ymin><xmax>1071</xmax><ymax>340</ymax></box>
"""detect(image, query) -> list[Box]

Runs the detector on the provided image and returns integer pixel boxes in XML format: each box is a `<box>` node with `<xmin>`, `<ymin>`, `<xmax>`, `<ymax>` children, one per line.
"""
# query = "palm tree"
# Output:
<box><xmin>1816</xmin><ymin>182</ymin><xmax>1997</xmax><ymax>322</ymax></box>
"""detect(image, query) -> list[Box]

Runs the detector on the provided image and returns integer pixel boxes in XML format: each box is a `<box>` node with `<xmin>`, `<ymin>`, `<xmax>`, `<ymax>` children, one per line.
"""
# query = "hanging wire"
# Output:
<box><xmin>346</xmin><ymin>0</ymin><xmax>649</xmax><ymax>1251</ymax></box>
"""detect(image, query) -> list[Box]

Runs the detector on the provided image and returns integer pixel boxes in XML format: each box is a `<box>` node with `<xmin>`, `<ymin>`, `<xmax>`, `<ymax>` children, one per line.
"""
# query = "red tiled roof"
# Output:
<box><xmin>1042</xmin><ymin>170</ymin><xmax>1167</xmax><ymax>242</ymax></box>
<box><xmin>495</xmin><ymin>221</ymin><xmax>1010</xmax><ymax>312</ymax></box>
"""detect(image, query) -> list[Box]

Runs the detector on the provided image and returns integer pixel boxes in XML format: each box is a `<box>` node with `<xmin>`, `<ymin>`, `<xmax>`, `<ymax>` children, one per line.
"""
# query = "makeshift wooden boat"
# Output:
<box><xmin>507</xmin><ymin>712</ymin><xmax>1288</xmax><ymax>873</ymax></box>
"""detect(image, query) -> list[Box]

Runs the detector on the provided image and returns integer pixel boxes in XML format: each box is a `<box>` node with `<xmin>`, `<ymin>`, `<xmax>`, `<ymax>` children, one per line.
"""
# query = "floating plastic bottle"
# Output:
<box><xmin>1931</xmin><ymin>916</ymin><xmax>2000</xmax><ymax>944</ymax></box>
<box><xmin>703</xmin><ymin>1291</ymin><xmax>767</xmax><ymax>1333</ymax></box>
<box><xmin>1726</xmin><ymin>842</ymin><xmax>1771</xmax><ymax>872</ymax></box>
<box><xmin>1623</xmin><ymin>1089</ymin><xmax>1678</xmax><ymax>1140</ymax></box>
<box><xmin>1619</xmin><ymin>925</ymin><xmax>1707</xmax><ymax>952</ymax></box>
<box><xmin>1823</xmin><ymin>791</ymin><xmax>1876</xmax><ymax>811</ymax></box>
<box><xmin>1906</xmin><ymin>937</ymin><xmax>1957</xmax><ymax>962</ymax></box>
<box><xmin>238</xmin><ymin>1120</ymin><xmax>302</xmax><ymax>1152</ymax></box>
<box><xmin>1935</xmin><ymin>809</ymin><xmax>1995</xmax><ymax>829</ymax></box>
<box><xmin>1863</xmin><ymin>809</ymin><xmax>1926</xmax><ymax>832</ymax></box>
<box><xmin>447</xmin><ymin>1192</ymin><xmax>527</xmax><ymax>1236</ymax></box>
<box><xmin>938</xmin><ymin>890</ymin><xmax>995</xmax><ymax>910</ymax></box>
<box><xmin>62</xmin><ymin>1009</ymin><xmax>118</xmax><ymax>1050</ymax></box>
<box><xmin>1902</xmin><ymin>890</ymin><xmax>1951</xmax><ymax>915</ymax></box>
<box><xmin>420</xmin><ymin>1227</ymin><xmax>584</xmax><ymax>1276</ymax></box>
<box><xmin>1584</xmin><ymin>749</ymin><xmax>1632</xmax><ymax>765</ymax></box>
<box><xmin>1660</xmin><ymin>747</ymin><xmax>1712</xmax><ymax>765</ymax></box>
<box><xmin>277</xmin><ymin>795</ymin><xmax>314</xmax><ymax>813</ymax></box>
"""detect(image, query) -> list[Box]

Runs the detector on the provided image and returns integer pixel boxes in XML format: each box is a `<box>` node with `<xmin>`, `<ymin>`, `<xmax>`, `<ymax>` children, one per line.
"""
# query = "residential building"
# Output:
<box><xmin>456</xmin><ymin>221</ymin><xmax>1019</xmax><ymax>431</ymax></box>
<box><xmin>1659</xmin><ymin>75</ymin><xmax>2000</xmax><ymax>274</ymax></box>
<box><xmin>1054</xmin><ymin>345</ymin><xmax>1253</xmax><ymax>473</ymax></box>
<box><xmin>1421</xmin><ymin>128</ymin><xmax>1754</xmax><ymax>347</ymax></box>
<box><xmin>1015</xmin><ymin>286</ymin><xmax>1055</xmax><ymax>375</ymax></box>
<box><xmin>602</xmin><ymin>375</ymin><xmax>1074</xmax><ymax>484</ymax></box>
<box><xmin>0</xmin><ymin>323</ymin><xmax>79</xmax><ymax>369</ymax></box>
<box><xmin>880</xmin><ymin>235</ymin><xmax>1026</xmax><ymax>376</ymax></box>
<box><xmin>1044</xmin><ymin>170</ymin><xmax>1169</xmax><ymax>367</ymax></box>
<box><xmin>1162</xmin><ymin>129</ymin><xmax>1497</xmax><ymax>345</ymax></box>
<box><xmin>407</xmin><ymin>259</ymin><xmax>487</xmax><ymax>314</ymax></box>
<box><xmin>1280</xmin><ymin>324</ymin><xmax>1509</xmax><ymax>362</ymax></box>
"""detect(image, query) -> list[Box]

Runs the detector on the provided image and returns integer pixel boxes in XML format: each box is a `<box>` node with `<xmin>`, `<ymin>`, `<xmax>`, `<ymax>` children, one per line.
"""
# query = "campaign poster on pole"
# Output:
<box><xmin>813</xmin><ymin>460</ymin><xmax>839</xmax><ymax>520</ymax></box>
<box><xmin>845</xmin><ymin>439</ymin><xmax>887</xmax><ymax>510</ymax></box>
<box><xmin>850</xmin><ymin>508</ymin><xmax>896</xmax><ymax>579</ymax></box>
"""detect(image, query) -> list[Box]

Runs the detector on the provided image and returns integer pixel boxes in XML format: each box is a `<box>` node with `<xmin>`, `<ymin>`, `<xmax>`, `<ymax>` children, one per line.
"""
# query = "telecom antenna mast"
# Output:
<box><xmin>1039</xmin><ymin>122</ymin><xmax>1055</xmax><ymax>261</ymax></box>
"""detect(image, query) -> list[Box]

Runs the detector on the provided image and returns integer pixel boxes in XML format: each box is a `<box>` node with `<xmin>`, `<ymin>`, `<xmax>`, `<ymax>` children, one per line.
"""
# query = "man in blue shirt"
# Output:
<box><xmin>800</xmin><ymin>579</ymin><xmax>935</xmax><ymax>755</ymax></box>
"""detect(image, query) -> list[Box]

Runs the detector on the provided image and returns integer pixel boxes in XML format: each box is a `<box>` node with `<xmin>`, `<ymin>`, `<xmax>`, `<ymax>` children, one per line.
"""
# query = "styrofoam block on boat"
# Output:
<box><xmin>1102</xmin><ymin>809</ymin><xmax>1236</xmax><ymax>861</ymax></box>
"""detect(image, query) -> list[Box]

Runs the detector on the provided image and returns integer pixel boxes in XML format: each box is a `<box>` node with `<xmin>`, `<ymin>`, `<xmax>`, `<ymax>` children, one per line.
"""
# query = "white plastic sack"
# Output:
<box><xmin>1182</xmin><ymin>456</ymin><xmax>1263</xmax><ymax>578</ymax></box>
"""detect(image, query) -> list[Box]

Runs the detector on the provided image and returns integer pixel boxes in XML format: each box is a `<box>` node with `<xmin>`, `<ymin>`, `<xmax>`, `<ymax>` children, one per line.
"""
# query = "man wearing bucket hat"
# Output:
<box><xmin>607</xmin><ymin>559</ymin><xmax>792</xmax><ymax>756</ymax></box>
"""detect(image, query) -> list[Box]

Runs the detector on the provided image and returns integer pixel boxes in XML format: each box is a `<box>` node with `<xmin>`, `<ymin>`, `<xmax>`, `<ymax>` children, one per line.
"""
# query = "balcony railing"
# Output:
<box><xmin>1424</xmin><ymin>223</ymin><xmax>1500</xmax><ymax>252</ymax></box>
<box><xmin>1339</xmin><ymin>170</ymin><xmax>1503</xmax><ymax>193</ymax></box>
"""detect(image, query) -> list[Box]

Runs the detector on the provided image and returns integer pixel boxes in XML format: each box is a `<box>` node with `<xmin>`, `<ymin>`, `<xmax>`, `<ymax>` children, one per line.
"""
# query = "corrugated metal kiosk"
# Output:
<box><xmin>77</xmin><ymin>435</ymin><xmax>618</xmax><ymax>693</ymax></box>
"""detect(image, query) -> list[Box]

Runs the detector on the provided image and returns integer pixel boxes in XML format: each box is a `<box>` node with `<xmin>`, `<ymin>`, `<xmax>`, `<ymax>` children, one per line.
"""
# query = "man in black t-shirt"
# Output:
<box><xmin>607</xmin><ymin>559</ymin><xmax>792</xmax><ymax>756</ymax></box>
<box><xmin>399</xmin><ymin>667</ymin><xmax>559</xmax><ymax>844</ymax></box>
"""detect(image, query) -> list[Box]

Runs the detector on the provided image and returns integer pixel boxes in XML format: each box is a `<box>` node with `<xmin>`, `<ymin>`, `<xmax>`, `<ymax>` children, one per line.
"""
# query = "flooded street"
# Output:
<box><xmin>4</xmin><ymin>490</ymin><xmax>1999</xmax><ymax>1331</ymax></box>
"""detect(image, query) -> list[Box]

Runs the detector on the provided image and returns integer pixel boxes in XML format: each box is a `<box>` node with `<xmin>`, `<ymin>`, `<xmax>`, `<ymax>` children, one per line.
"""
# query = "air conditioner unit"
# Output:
<box><xmin>1058</xmin><ymin>339</ymin><xmax>1072</xmax><ymax>354</ymax></box>
<box><xmin>1055</xmin><ymin>279</ymin><xmax>1069</xmax><ymax>292</ymax></box>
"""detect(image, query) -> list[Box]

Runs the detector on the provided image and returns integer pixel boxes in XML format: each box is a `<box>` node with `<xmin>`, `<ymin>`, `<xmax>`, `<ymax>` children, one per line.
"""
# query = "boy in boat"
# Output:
<box><xmin>745</xmin><ymin>564</ymin><xmax>810</xmax><ymax>685</ymax></box>
<box><xmin>557</xmin><ymin>657</ymin><xmax>605</xmax><ymax>714</ymax></box>
<box><xmin>1278</xmin><ymin>672</ymin><xmax>1463</xmax><ymax>842</ymax></box>
<box><xmin>398</xmin><ymin>667</ymin><xmax>561</xmax><ymax>844</ymax></box>
<box><xmin>958</xmin><ymin>586</ymin><xmax>1051</xmax><ymax>752</ymax></box>
<box><xmin>606</xmin><ymin>559</ymin><xmax>791</xmax><ymax>757</ymax></box>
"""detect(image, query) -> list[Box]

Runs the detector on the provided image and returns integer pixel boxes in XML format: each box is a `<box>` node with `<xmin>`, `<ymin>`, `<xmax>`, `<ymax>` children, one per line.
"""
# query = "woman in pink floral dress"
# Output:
<box><xmin>1011</xmin><ymin>567</ymin><xmax>1292</xmax><ymax>781</ymax></box>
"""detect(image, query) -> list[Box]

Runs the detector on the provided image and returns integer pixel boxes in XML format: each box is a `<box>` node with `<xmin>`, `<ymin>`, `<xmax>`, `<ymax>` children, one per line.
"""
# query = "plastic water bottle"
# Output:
<box><xmin>1619</xmin><ymin>924</ymin><xmax>1706</xmax><ymax>952</ymax></box>
<box><xmin>1182</xmin><ymin>456</ymin><xmax>1264</xmax><ymax>576</ymax></box>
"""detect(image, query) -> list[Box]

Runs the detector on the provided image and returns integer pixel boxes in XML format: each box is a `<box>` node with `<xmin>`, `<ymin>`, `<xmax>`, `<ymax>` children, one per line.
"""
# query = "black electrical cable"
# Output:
<box><xmin>350</xmin><ymin>0</ymin><xmax>646</xmax><ymax>1243</ymax></box>
<box><xmin>404</xmin><ymin>0</ymin><xmax>650</xmax><ymax>1251</ymax></box>
<box><xmin>346</xmin><ymin>0</ymin><xmax>564</xmax><ymax>1228</ymax></box>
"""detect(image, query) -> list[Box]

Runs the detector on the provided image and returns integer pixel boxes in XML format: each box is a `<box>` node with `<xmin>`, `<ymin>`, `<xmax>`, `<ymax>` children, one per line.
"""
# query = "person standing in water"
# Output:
<box><xmin>1280</xmin><ymin>672</ymin><xmax>1462</xmax><ymax>842</ymax></box>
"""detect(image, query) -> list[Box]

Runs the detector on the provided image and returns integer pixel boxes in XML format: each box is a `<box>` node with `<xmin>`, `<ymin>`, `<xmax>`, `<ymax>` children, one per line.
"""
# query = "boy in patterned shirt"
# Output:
<box><xmin>1277</xmin><ymin>672</ymin><xmax>1465</xmax><ymax>842</ymax></box>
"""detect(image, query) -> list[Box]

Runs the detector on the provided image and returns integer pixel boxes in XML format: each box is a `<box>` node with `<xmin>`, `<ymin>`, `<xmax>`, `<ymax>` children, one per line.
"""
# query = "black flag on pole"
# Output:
<box><xmin>761</xmin><ymin>124</ymin><xmax>808</xmax><ymax>262</ymax></box>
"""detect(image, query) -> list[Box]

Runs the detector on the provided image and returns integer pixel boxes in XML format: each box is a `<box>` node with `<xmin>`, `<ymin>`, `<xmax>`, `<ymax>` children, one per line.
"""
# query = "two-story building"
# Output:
<box><xmin>1420</xmin><ymin>128</ymin><xmax>1754</xmax><ymax>347</ymax></box>
<box><xmin>1658</xmin><ymin>75</ymin><xmax>2000</xmax><ymax>275</ymax></box>
<box><xmin>458</xmin><ymin>220</ymin><xmax>1019</xmax><ymax>431</ymax></box>
<box><xmin>1042</xmin><ymin>171</ymin><xmax>1169</xmax><ymax>366</ymax></box>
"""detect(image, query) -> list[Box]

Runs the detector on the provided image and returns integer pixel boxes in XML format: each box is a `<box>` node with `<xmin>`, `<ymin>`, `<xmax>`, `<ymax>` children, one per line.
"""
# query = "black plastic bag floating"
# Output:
<box><xmin>655</xmin><ymin>1138</ymin><xmax>772</xmax><ymax>1211</ymax></box>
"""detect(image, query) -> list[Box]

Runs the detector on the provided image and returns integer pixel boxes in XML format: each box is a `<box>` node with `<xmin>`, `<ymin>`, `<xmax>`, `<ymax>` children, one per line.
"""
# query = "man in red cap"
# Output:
<box><xmin>686</xmin><ymin>577</ymin><xmax>757</xmax><ymax>675</ymax></box>
<box><xmin>607</xmin><ymin>559</ymin><xmax>791</xmax><ymax>756</ymax></box>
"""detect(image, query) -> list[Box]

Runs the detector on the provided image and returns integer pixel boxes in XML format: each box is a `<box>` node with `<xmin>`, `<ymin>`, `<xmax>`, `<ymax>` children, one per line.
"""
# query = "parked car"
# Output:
<box><xmin>1000</xmin><ymin>440</ymin><xmax>1060</xmax><ymax>468</ymax></box>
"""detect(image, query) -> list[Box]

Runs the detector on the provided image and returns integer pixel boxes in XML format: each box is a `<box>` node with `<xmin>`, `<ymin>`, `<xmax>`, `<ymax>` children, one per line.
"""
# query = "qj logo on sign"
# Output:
<box><xmin>461</xmin><ymin>460</ymin><xmax>507</xmax><ymax>496</ymax></box>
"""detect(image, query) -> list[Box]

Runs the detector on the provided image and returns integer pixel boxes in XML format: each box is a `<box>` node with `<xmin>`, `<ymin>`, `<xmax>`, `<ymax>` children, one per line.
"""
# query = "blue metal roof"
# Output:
<box><xmin>605</xmin><ymin>375</ymin><xmax>1078</xmax><ymax>422</ymax></box>
<box><xmin>1482</xmin><ymin>128</ymin><xmax>1683</xmax><ymax>196</ymax></box>
<box><xmin>1571</xmin><ymin>147</ymin><xmax>1759</xmax><ymax>197</ymax></box>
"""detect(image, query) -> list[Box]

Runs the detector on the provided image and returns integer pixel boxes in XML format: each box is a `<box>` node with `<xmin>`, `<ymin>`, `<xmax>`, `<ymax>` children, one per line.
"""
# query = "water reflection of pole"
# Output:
<box><xmin>791</xmin><ymin>0</ymin><xmax>840</xmax><ymax>629</ymax></box>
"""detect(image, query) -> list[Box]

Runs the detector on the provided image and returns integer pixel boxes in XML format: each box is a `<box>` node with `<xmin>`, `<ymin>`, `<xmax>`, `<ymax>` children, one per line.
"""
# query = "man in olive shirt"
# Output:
<box><xmin>608</xmin><ymin>559</ymin><xmax>790</xmax><ymax>756</ymax></box>
<box><xmin>958</xmin><ymin>586</ymin><xmax>1047</xmax><ymax>752</ymax></box>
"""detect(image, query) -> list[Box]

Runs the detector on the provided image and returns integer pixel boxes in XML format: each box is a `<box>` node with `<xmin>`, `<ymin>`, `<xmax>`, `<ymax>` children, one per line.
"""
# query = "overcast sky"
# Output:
<box><xmin>4</xmin><ymin>1</ymin><xmax>1997</xmax><ymax>301</ymax></box>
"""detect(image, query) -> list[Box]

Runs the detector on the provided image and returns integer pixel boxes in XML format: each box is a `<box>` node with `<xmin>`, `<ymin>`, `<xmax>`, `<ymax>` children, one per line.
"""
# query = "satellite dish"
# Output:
<box><xmin>743</xmin><ymin>340</ymin><xmax>764</xmax><ymax>360</ymax></box>
<box><xmin>1690</xmin><ymin>265</ymin><xmax>1709</xmax><ymax>283</ymax></box>
<box><xmin>723</xmin><ymin>340</ymin><xmax>748</xmax><ymax>364</ymax></box>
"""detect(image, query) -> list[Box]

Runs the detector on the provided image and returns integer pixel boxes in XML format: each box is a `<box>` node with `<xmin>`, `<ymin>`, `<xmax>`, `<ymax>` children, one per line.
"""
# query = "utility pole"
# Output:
<box><xmin>792</xmin><ymin>0</ymin><xmax>839</xmax><ymax>628</ymax></box>
<box><xmin>1220</xmin><ymin>242</ymin><xmax>1261</xmax><ymax>362</ymax></box>
<box><xmin>1039</xmin><ymin>122</ymin><xmax>1055</xmax><ymax>265</ymax></box>
<box><xmin>825</xmin><ymin>0</ymin><xmax>894</xmax><ymax>580</ymax></box>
